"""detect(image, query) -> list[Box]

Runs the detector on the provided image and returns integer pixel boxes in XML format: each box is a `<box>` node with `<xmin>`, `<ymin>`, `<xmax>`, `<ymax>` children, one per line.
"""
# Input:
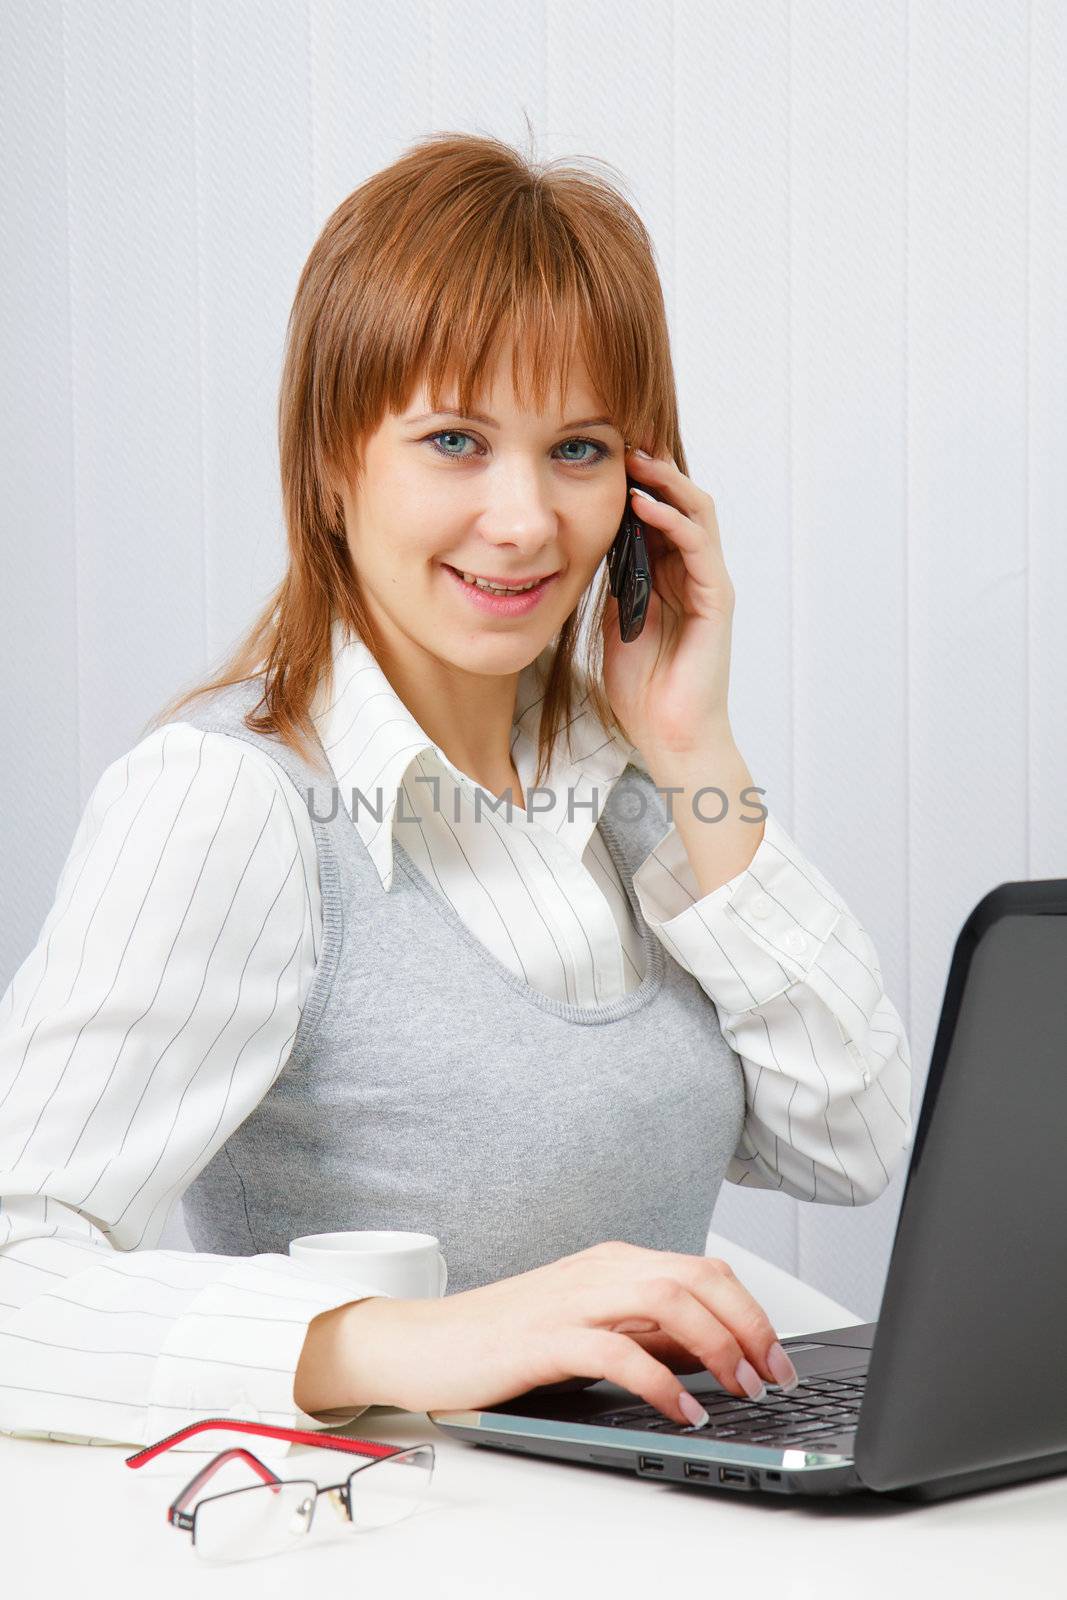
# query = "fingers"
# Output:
<box><xmin>689</xmin><ymin>1256</ymin><xmax>793</xmax><ymax>1388</ymax></box>
<box><xmin>587</xmin><ymin>1260</ymin><xmax>796</xmax><ymax>1401</ymax></box>
<box><xmin>623</xmin><ymin>1276</ymin><xmax>768</xmax><ymax>1400</ymax></box>
<box><xmin>620</xmin><ymin>1327</ymin><xmax>707</xmax><ymax>1375</ymax></box>
<box><xmin>564</xmin><ymin>1327</ymin><xmax>710</xmax><ymax>1430</ymax></box>
<box><xmin>625</xmin><ymin>446</ymin><xmax>711</xmax><ymax>524</ymax></box>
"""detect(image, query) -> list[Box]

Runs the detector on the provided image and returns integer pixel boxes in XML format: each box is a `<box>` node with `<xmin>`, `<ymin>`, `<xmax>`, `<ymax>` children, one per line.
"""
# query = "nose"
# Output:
<box><xmin>477</xmin><ymin>470</ymin><xmax>558</xmax><ymax>562</ymax></box>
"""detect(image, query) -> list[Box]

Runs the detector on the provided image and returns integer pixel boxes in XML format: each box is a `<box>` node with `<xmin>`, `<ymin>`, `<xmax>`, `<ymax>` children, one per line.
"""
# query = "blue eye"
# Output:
<box><xmin>425</xmin><ymin>430</ymin><xmax>609</xmax><ymax>468</ymax></box>
<box><xmin>556</xmin><ymin>437</ymin><xmax>608</xmax><ymax>466</ymax></box>
<box><xmin>427</xmin><ymin>430</ymin><xmax>476</xmax><ymax>459</ymax></box>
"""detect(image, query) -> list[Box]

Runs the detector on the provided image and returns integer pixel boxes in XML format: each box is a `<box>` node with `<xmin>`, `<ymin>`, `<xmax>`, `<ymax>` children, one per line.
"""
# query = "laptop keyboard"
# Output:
<box><xmin>576</xmin><ymin>1374</ymin><xmax>865</xmax><ymax>1447</ymax></box>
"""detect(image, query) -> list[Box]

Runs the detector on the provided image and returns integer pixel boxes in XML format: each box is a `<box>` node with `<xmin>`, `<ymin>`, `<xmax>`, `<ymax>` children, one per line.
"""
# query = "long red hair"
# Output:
<box><xmin>146</xmin><ymin>128</ymin><xmax>688</xmax><ymax>786</ymax></box>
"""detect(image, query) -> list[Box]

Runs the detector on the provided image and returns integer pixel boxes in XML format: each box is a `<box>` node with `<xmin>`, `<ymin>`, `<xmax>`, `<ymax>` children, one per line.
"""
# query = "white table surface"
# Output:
<box><xmin>4</xmin><ymin>1243</ymin><xmax>1064</xmax><ymax>1598</ymax></box>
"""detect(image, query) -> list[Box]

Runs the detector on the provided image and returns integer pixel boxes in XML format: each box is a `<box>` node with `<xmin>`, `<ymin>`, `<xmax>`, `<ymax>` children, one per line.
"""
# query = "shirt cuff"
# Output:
<box><xmin>632</xmin><ymin>811</ymin><xmax>845</xmax><ymax>1013</ymax></box>
<box><xmin>147</xmin><ymin>1255</ymin><xmax>387</xmax><ymax>1458</ymax></box>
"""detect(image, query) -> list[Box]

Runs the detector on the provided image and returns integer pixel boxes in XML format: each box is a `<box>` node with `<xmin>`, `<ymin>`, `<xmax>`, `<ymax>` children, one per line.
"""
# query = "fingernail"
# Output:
<box><xmin>631</xmin><ymin>448</ymin><xmax>653</xmax><ymax>459</ymax></box>
<box><xmin>678</xmin><ymin>1390</ymin><xmax>710</xmax><ymax>1428</ymax></box>
<box><xmin>630</xmin><ymin>485</ymin><xmax>656</xmax><ymax>501</ymax></box>
<box><xmin>766</xmin><ymin>1340</ymin><xmax>799</xmax><ymax>1392</ymax></box>
<box><xmin>735</xmin><ymin>1358</ymin><xmax>767</xmax><ymax>1401</ymax></box>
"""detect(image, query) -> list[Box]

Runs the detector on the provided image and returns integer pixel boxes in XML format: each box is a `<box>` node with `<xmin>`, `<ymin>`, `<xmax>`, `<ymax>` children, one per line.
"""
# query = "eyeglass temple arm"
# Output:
<box><xmin>124</xmin><ymin>1414</ymin><xmax>401</xmax><ymax>1469</ymax></box>
<box><xmin>167</xmin><ymin>1447</ymin><xmax>284</xmax><ymax>1522</ymax></box>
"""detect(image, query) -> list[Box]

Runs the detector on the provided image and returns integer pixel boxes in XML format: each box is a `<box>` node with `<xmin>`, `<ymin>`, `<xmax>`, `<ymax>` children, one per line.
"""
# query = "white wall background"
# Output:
<box><xmin>2</xmin><ymin>0</ymin><xmax>1065</xmax><ymax>1323</ymax></box>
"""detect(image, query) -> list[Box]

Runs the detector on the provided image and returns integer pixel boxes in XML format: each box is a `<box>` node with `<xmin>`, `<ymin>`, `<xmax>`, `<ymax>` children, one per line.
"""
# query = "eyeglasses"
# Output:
<box><xmin>125</xmin><ymin>1417</ymin><xmax>435</xmax><ymax>1564</ymax></box>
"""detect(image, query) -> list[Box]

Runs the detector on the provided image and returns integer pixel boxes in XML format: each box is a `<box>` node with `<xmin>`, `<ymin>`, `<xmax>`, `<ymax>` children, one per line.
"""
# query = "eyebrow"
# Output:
<box><xmin>406</xmin><ymin>408</ymin><xmax>616</xmax><ymax>430</ymax></box>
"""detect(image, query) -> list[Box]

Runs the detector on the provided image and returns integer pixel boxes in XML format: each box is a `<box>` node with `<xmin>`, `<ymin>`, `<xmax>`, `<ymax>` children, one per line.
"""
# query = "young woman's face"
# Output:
<box><xmin>337</xmin><ymin>345</ymin><xmax>627</xmax><ymax>675</ymax></box>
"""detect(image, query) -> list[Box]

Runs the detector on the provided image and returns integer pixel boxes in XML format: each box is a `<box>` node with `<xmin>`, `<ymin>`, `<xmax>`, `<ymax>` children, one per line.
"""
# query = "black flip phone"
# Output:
<box><xmin>606</xmin><ymin>474</ymin><xmax>657</xmax><ymax>642</ymax></box>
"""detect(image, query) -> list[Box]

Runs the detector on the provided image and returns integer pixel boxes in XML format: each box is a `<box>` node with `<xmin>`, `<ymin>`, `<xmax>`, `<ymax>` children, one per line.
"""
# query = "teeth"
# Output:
<box><xmin>460</xmin><ymin>572</ymin><xmax>541</xmax><ymax>595</ymax></box>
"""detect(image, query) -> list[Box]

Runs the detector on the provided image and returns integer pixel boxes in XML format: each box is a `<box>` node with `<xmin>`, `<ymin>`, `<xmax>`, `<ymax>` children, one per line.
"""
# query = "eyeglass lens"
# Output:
<box><xmin>348</xmin><ymin>1443</ymin><xmax>434</xmax><ymax>1529</ymax></box>
<box><xmin>191</xmin><ymin>1445</ymin><xmax>435</xmax><ymax>1562</ymax></box>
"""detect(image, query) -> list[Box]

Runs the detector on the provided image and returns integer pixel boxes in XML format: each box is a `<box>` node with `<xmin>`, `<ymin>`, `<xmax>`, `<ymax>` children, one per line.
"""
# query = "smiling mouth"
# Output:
<box><xmin>441</xmin><ymin>563</ymin><xmax>560</xmax><ymax>612</ymax></box>
<box><xmin>443</xmin><ymin>564</ymin><xmax>559</xmax><ymax>587</ymax></box>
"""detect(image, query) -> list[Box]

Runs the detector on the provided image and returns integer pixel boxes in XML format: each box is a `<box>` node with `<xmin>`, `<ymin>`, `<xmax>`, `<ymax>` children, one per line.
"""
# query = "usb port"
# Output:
<box><xmin>638</xmin><ymin>1455</ymin><xmax>665</xmax><ymax>1473</ymax></box>
<box><xmin>718</xmin><ymin>1466</ymin><xmax>748</xmax><ymax>1486</ymax></box>
<box><xmin>684</xmin><ymin>1462</ymin><xmax>711</xmax><ymax>1480</ymax></box>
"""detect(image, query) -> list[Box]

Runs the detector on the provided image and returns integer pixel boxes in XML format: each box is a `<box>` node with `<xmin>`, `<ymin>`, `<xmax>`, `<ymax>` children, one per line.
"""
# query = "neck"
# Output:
<box><xmin>369</xmin><ymin>631</ymin><xmax>526</xmax><ymax>799</ymax></box>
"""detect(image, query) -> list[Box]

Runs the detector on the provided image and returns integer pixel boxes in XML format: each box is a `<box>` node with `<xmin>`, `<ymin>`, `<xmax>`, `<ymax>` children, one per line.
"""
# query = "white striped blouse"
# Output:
<box><xmin>0</xmin><ymin>619</ymin><xmax>913</xmax><ymax>1453</ymax></box>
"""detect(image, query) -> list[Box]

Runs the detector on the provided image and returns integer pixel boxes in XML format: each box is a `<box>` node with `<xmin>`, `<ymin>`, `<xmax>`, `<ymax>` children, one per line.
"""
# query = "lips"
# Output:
<box><xmin>444</xmin><ymin>565</ymin><xmax>555</xmax><ymax>587</ymax></box>
<box><xmin>441</xmin><ymin>563</ymin><xmax>559</xmax><ymax>614</ymax></box>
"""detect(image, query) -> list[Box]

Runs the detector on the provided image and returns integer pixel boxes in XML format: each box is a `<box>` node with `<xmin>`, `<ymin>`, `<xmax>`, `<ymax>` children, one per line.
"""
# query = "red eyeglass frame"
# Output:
<box><xmin>125</xmin><ymin>1417</ymin><xmax>435</xmax><ymax>1538</ymax></box>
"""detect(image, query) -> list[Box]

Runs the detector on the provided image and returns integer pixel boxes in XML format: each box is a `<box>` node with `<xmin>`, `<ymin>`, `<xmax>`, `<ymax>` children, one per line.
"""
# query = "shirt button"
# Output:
<box><xmin>784</xmin><ymin>929</ymin><xmax>808</xmax><ymax>955</ymax></box>
<box><xmin>750</xmin><ymin>894</ymin><xmax>772</xmax><ymax>919</ymax></box>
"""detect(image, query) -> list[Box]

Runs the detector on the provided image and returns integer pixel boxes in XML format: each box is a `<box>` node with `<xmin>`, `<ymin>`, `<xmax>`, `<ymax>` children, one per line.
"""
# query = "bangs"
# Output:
<box><xmin>418</xmin><ymin>300</ymin><xmax>598</xmax><ymax>437</ymax></box>
<box><xmin>409</xmin><ymin>204</ymin><xmax>606</xmax><ymax>425</ymax></box>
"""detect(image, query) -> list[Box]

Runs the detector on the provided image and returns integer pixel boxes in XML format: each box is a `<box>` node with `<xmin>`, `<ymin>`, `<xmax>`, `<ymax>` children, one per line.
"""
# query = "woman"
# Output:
<box><xmin>0</xmin><ymin>132</ymin><xmax>912</xmax><ymax>1449</ymax></box>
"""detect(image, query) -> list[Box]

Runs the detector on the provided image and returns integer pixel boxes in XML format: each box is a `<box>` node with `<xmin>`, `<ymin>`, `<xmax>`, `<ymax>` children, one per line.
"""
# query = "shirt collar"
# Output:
<box><xmin>310</xmin><ymin>618</ymin><xmax>643</xmax><ymax>891</ymax></box>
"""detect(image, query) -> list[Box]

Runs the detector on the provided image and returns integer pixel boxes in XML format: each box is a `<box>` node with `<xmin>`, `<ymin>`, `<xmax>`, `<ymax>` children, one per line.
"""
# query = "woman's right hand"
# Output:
<box><xmin>332</xmin><ymin>1240</ymin><xmax>800</xmax><ymax>1427</ymax></box>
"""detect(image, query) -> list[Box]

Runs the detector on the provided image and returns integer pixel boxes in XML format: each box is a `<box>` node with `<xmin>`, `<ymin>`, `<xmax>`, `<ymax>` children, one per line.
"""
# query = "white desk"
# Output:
<box><xmin>4</xmin><ymin>1245</ymin><xmax>1064</xmax><ymax>1598</ymax></box>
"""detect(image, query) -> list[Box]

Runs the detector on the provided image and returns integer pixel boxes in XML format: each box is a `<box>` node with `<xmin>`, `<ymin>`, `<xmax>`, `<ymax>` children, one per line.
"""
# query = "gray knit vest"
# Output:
<box><xmin>178</xmin><ymin>675</ymin><xmax>746</xmax><ymax>1293</ymax></box>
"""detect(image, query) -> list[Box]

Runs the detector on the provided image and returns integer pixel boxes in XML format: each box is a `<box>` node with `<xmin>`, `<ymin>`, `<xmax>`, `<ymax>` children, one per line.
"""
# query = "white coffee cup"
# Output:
<box><xmin>288</xmin><ymin>1229</ymin><xmax>448</xmax><ymax>1299</ymax></box>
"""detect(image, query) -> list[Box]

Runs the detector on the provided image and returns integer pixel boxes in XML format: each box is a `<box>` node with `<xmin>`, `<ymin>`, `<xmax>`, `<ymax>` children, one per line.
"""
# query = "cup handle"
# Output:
<box><xmin>436</xmin><ymin>1251</ymin><xmax>448</xmax><ymax>1296</ymax></box>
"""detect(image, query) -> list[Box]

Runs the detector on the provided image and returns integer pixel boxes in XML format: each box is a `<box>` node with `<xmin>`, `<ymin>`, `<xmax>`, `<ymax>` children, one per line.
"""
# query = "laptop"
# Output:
<box><xmin>429</xmin><ymin>877</ymin><xmax>1067</xmax><ymax>1501</ymax></box>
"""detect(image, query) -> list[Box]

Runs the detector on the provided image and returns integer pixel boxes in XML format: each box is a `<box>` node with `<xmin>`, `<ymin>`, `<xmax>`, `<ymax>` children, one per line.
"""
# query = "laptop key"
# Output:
<box><xmin>779</xmin><ymin>1421</ymin><xmax>842</xmax><ymax>1439</ymax></box>
<box><xmin>728</xmin><ymin>1423</ymin><xmax>791</xmax><ymax>1439</ymax></box>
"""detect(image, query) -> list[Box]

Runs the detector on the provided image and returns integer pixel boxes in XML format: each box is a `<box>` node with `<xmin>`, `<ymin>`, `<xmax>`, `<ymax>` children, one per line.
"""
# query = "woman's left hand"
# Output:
<box><xmin>601</xmin><ymin>446</ymin><xmax>735</xmax><ymax>760</ymax></box>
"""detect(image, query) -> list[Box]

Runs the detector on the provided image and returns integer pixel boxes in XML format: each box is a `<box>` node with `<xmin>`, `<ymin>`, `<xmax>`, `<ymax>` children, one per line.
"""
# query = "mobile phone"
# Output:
<box><xmin>607</xmin><ymin>473</ymin><xmax>656</xmax><ymax>642</ymax></box>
